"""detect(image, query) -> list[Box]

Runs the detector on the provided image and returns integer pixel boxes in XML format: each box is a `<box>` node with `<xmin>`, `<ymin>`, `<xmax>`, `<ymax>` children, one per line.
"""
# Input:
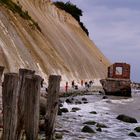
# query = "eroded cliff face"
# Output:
<box><xmin>0</xmin><ymin>0</ymin><xmax>110</xmax><ymax>82</ymax></box>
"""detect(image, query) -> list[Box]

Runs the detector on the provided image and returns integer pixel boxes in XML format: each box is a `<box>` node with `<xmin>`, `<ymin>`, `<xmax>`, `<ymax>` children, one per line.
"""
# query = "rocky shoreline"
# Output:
<box><xmin>54</xmin><ymin>92</ymin><xmax>140</xmax><ymax>139</ymax></box>
<box><xmin>1</xmin><ymin>84</ymin><xmax>140</xmax><ymax>139</ymax></box>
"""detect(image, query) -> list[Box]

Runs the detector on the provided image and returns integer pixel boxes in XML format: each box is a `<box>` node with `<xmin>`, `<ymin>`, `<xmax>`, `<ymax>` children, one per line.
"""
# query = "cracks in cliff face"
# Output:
<box><xmin>0</xmin><ymin>0</ymin><xmax>42</xmax><ymax>32</ymax></box>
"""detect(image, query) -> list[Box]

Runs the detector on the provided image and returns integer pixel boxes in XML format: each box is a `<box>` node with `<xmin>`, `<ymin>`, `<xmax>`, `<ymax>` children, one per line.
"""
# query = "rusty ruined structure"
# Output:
<box><xmin>100</xmin><ymin>63</ymin><xmax>131</xmax><ymax>97</ymax></box>
<box><xmin>108</xmin><ymin>63</ymin><xmax>130</xmax><ymax>79</ymax></box>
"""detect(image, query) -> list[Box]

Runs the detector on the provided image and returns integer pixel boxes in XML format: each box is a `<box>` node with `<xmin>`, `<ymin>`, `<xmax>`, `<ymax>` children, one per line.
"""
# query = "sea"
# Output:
<box><xmin>56</xmin><ymin>90</ymin><xmax>140</xmax><ymax>140</ymax></box>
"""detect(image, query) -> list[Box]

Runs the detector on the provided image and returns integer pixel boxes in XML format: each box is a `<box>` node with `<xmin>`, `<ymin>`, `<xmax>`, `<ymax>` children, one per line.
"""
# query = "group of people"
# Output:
<box><xmin>41</xmin><ymin>78</ymin><xmax>94</xmax><ymax>93</ymax></box>
<box><xmin>84</xmin><ymin>80</ymin><xmax>94</xmax><ymax>88</ymax></box>
<box><xmin>71</xmin><ymin>80</ymin><xmax>94</xmax><ymax>90</ymax></box>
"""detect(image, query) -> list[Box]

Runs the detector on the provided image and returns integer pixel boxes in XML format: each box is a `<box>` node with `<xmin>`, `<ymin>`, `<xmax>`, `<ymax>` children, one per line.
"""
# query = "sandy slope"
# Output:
<box><xmin>0</xmin><ymin>0</ymin><xmax>110</xmax><ymax>82</ymax></box>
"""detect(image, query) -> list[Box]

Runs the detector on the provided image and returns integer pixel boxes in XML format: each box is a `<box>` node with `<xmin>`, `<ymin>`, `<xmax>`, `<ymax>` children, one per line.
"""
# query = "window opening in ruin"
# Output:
<box><xmin>115</xmin><ymin>67</ymin><xmax>123</xmax><ymax>75</ymax></box>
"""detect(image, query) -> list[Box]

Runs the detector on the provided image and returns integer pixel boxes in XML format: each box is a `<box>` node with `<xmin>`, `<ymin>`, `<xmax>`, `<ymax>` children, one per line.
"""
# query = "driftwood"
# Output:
<box><xmin>45</xmin><ymin>75</ymin><xmax>61</xmax><ymax>140</ymax></box>
<box><xmin>24</xmin><ymin>75</ymin><xmax>42</xmax><ymax>140</ymax></box>
<box><xmin>2</xmin><ymin>73</ymin><xmax>19</xmax><ymax>140</ymax></box>
<box><xmin>0</xmin><ymin>66</ymin><xmax>4</xmax><ymax>85</ymax></box>
<box><xmin>16</xmin><ymin>69</ymin><xmax>35</xmax><ymax>139</ymax></box>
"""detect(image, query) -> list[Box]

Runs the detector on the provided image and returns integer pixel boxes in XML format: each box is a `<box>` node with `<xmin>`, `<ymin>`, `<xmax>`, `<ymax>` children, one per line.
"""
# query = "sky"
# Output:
<box><xmin>53</xmin><ymin>0</ymin><xmax>140</xmax><ymax>82</ymax></box>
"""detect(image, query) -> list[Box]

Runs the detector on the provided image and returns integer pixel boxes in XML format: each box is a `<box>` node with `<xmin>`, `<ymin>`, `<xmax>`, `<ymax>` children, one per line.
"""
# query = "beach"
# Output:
<box><xmin>1</xmin><ymin>84</ymin><xmax>140</xmax><ymax>139</ymax></box>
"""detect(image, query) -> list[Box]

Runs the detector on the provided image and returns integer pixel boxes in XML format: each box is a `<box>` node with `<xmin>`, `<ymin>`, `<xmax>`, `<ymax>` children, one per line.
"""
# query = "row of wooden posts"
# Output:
<box><xmin>0</xmin><ymin>66</ymin><xmax>61</xmax><ymax>140</ymax></box>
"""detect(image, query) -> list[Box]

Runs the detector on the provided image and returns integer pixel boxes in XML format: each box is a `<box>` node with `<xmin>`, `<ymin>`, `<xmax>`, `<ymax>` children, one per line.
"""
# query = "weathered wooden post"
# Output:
<box><xmin>24</xmin><ymin>75</ymin><xmax>42</xmax><ymax>140</ymax></box>
<box><xmin>16</xmin><ymin>69</ymin><xmax>35</xmax><ymax>139</ymax></box>
<box><xmin>0</xmin><ymin>66</ymin><xmax>4</xmax><ymax>85</ymax></box>
<box><xmin>2</xmin><ymin>73</ymin><xmax>18</xmax><ymax>140</ymax></box>
<box><xmin>45</xmin><ymin>75</ymin><xmax>61</xmax><ymax>140</ymax></box>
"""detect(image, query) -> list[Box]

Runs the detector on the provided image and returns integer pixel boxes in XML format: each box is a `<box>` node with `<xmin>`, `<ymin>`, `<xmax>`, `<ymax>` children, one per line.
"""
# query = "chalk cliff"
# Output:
<box><xmin>0</xmin><ymin>0</ymin><xmax>110</xmax><ymax>82</ymax></box>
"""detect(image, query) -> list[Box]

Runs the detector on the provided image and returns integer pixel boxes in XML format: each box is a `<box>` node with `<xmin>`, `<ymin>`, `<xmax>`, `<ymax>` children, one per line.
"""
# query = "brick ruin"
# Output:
<box><xmin>108</xmin><ymin>63</ymin><xmax>130</xmax><ymax>79</ymax></box>
<box><xmin>100</xmin><ymin>62</ymin><xmax>131</xmax><ymax>97</ymax></box>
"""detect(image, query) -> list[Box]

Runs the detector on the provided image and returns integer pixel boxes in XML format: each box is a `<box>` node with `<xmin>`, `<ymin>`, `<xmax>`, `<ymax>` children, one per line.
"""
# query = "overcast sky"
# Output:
<box><xmin>53</xmin><ymin>0</ymin><xmax>140</xmax><ymax>82</ymax></box>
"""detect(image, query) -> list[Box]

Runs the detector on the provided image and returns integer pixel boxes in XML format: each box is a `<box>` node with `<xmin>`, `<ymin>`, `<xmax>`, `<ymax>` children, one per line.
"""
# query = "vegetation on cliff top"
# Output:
<box><xmin>54</xmin><ymin>1</ymin><xmax>89</xmax><ymax>36</ymax></box>
<box><xmin>0</xmin><ymin>0</ymin><xmax>41</xmax><ymax>32</ymax></box>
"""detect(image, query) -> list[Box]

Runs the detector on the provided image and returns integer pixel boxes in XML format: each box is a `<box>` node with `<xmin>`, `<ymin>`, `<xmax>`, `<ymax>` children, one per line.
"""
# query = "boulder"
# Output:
<box><xmin>89</xmin><ymin>111</ymin><xmax>97</xmax><ymax>114</ymax></box>
<box><xmin>66</xmin><ymin>98</ymin><xmax>73</xmax><ymax>104</ymax></box>
<box><xmin>116</xmin><ymin>114</ymin><xmax>137</xmax><ymax>123</ymax></box>
<box><xmin>75</xmin><ymin>100</ymin><xmax>82</xmax><ymax>104</ymax></box>
<box><xmin>71</xmin><ymin>107</ymin><xmax>81</xmax><ymax>112</ymax></box>
<box><xmin>99</xmin><ymin>91</ymin><xmax>104</xmax><ymax>94</ymax></box>
<box><xmin>128</xmin><ymin>132</ymin><xmax>137</xmax><ymax>137</ymax></box>
<box><xmin>71</xmin><ymin>97</ymin><xmax>74</xmax><ymax>100</ymax></box>
<box><xmin>134</xmin><ymin>127</ymin><xmax>140</xmax><ymax>132</ymax></box>
<box><xmin>61</xmin><ymin>108</ymin><xmax>69</xmax><ymax>113</ymax></box>
<box><xmin>83</xmin><ymin>101</ymin><xmax>88</xmax><ymax>104</ymax></box>
<box><xmin>55</xmin><ymin>132</ymin><xmax>63</xmax><ymax>139</ymax></box>
<box><xmin>96</xmin><ymin>127</ymin><xmax>102</xmax><ymax>132</ymax></box>
<box><xmin>82</xmin><ymin>97</ymin><xmax>87</xmax><ymax>101</ymax></box>
<box><xmin>83</xmin><ymin>121</ymin><xmax>96</xmax><ymax>125</ymax></box>
<box><xmin>102</xmin><ymin>96</ymin><xmax>108</xmax><ymax>99</ymax></box>
<box><xmin>81</xmin><ymin>125</ymin><xmax>95</xmax><ymax>133</ymax></box>
<box><xmin>59</xmin><ymin>103</ymin><xmax>63</xmax><ymax>108</ymax></box>
<box><xmin>96</xmin><ymin>123</ymin><xmax>108</xmax><ymax>128</ymax></box>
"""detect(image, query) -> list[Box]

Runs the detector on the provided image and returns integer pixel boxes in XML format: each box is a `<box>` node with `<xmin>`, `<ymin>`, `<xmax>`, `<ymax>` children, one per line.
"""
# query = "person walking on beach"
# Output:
<box><xmin>85</xmin><ymin>81</ymin><xmax>87</xmax><ymax>87</ymax></box>
<box><xmin>72</xmin><ymin>80</ymin><xmax>75</xmax><ymax>88</ymax></box>
<box><xmin>65</xmin><ymin>82</ymin><xmax>68</xmax><ymax>92</ymax></box>
<box><xmin>81</xmin><ymin>80</ymin><xmax>83</xmax><ymax>86</ymax></box>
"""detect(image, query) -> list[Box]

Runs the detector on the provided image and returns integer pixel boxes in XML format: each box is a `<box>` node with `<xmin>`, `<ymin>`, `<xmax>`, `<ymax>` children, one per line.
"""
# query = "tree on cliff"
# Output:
<box><xmin>54</xmin><ymin>1</ymin><xmax>89</xmax><ymax>36</ymax></box>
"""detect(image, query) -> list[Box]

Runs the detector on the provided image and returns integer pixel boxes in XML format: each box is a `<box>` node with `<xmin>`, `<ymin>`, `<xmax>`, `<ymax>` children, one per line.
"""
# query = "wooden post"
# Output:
<box><xmin>16</xmin><ymin>69</ymin><xmax>35</xmax><ymax>139</ymax></box>
<box><xmin>45</xmin><ymin>75</ymin><xmax>61</xmax><ymax>140</ymax></box>
<box><xmin>2</xmin><ymin>73</ymin><xmax>18</xmax><ymax>140</ymax></box>
<box><xmin>0</xmin><ymin>66</ymin><xmax>4</xmax><ymax>85</ymax></box>
<box><xmin>24</xmin><ymin>75</ymin><xmax>42</xmax><ymax>140</ymax></box>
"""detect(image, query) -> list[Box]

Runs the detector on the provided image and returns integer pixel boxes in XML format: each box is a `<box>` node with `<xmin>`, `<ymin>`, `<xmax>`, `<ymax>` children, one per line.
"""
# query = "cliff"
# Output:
<box><xmin>0</xmin><ymin>0</ymin><xmax>110</xmax><ymax>83</ymax></box>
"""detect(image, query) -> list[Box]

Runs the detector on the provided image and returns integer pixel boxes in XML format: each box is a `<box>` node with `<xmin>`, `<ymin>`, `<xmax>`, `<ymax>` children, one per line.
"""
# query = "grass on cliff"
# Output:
<box><xmin>54</xmin><ymin>1</ymin><xmax>89</xmax><ymax>36</ymax></box>
<box><xmin>0</xmin><ymin>0</ymin><xmax>41</xmax><ymax>32</ymax></box>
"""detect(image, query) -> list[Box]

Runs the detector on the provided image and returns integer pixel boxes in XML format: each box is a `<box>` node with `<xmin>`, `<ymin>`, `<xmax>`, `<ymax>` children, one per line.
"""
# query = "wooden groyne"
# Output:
<box><xmin>45</xmin><ymin>75</ymin><xmax>61</xmax><ymax>140</ymax></box>
<box><xmin>0</xmin><ymin>66</ymin><xmax>61</xmax><ymax>140</ymax></box>
<box><xmin>2</xmin><ymin>73</ymin><xmax>18</xmax><ymax>140</ymax></box>
<box><xmin>0</xmin><ymin>66</ymin><xmax>4</xmax><ymax>85</ymax></box>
